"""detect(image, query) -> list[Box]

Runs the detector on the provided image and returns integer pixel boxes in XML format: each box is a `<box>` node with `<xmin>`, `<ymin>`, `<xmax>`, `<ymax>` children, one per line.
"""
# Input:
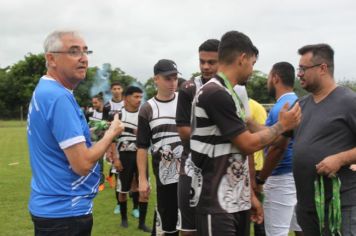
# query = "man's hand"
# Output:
<box><xmin>113</xmin><ymin>159</ymin><xmax>123</xmax><ymax>172</ymax></box>
<box><xmin>138</xmin><ymin>177</ymin><xmax>150</xmax><ymax>199</ymax></box>
<box><xmin>250</xmin><ymin>193</ymin><xmax>264</xmax><ymax>224</ymax></box>
<box><xmin>278</xmin><ymin>102</ymin><xmax>301</xmax><ymax>131</ymax></box>
<box><xmin>316</xmin><ymin>154</ymin><xmax>343</xmax><ymax>178</ymax></box>
<box><xmin>106</xmin><ymin>114</ymin><xmax>124</xmax><ymax>138</ymax></box>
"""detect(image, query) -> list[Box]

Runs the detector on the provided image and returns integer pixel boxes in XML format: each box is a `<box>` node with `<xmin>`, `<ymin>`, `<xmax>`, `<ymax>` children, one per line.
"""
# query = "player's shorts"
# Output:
<box><xmin>177</xmin><ymin>174</ymin><xmax>196</xmax><ymax>231</ymax></box>
<box><xmin>195</xmin><ymin>210</ymin><xmax>250</xmax><ymax>236</ymax></box>
<box><xmin>117</xmin><ymin>152</ymin><xmax>137</xmax><ymax>193</ymax></box>
<box><xmin>156</xmin><ymin>183</ymin><xmax>178</xmax><ymax>233</ymax></box>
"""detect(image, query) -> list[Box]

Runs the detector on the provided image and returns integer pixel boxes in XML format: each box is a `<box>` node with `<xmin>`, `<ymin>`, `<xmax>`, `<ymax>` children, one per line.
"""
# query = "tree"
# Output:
<box><xmin>246</xmin><ymin>70</ymin><xmax>274</xmax><ymax>104</ymax></box>
<box><xmin>144</xmin><ymin>77</ymin><xmax>156</xmax><ymax>100</ymax></box>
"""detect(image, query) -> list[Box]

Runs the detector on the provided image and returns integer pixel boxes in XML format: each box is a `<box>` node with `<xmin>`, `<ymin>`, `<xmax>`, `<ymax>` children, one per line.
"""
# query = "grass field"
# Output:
<box><xmin>0</xmin><ymin>120</ymin><xmax>294</xmax><ymax>236</ymax></box>
<box><xmin>0</xmin><ymin>120</ymin><xmax>155</xmax><ymax>236</ymax></box>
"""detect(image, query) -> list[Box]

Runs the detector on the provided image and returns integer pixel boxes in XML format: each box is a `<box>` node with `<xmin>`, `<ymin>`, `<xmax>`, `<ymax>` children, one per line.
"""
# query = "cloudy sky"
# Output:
<box><xmin>0</xmin><ymin>0</ymin><xmax>355</xmax><ymax>82</ymax></box>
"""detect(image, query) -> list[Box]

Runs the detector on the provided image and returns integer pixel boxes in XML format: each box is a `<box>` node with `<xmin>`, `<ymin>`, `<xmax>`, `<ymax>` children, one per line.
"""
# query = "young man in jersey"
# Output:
<box><xmin>88</xmin><ymin>93</ymin><xmax>106</xmax><ymax>191</ymax></box>
<box><xmin>190</xmin><ymin>30</ymin><xmax>301</xmax><ymax>236</ymax></box>
<box><xmin>176</xmin><ymin>39</ymin><xmax>219</xmax><ymax>236</ymax></box>
<box><xmin>102</xmin><ymin>81</ymin><xmax>129</xmax><ymax>214</ymax></box>
<box><xmin>27</xmin><ymin>30</ymin><xmax>124</xmax><ymax>235</ymax></box>
<box><xmin>137</xmin><ymin>59</ymin><xmax>182</xmax><ymax>236</ymax></box>
<box><xmin>115</xmin><ymin>86</ymin><xmax>150</xmax><ymax>232</ymax></box>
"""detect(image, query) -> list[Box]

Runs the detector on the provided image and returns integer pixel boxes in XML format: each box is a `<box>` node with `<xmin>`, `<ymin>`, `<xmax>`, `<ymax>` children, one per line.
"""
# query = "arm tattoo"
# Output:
<box><xmin>257</xmin><ymin>122</ymin><xmax>284</xmax><ymax>147</ymax></box>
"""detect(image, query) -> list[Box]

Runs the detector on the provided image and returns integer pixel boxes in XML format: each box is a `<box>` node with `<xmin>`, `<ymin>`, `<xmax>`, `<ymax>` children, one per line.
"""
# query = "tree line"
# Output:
<box><xmin>0</xmin><ymin>53</ymin><xmax>355</xmax><ymax>119</ymax></box>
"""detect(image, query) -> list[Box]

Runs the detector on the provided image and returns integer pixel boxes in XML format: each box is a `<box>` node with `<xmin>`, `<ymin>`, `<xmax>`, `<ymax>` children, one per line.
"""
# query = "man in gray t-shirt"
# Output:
<box><xmin>294</xmin><ymin>43</ymin><xmax>356</xmax><ymax>236</ymax></box>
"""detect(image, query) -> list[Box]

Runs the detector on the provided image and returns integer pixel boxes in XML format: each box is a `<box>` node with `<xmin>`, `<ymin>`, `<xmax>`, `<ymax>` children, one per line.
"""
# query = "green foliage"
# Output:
<box><xmin>144</xmin><ymin>77</ymin><xmax>156</xmax><ymax>100</ymax></box>
<box><xmin>337</xmin><ymin>79</ymin><xmax>356</xmax><ymax>92</ymax></box>
<box><xmin>246</xmin><ymin>70</ymin><xmax>274</xmax><ymax>103</ymax></box>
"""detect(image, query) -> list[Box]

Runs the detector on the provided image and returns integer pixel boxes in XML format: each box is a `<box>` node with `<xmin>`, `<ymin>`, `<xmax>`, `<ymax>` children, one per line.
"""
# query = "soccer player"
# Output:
<box><xmin>115</xmin><ymin>86</ymin><xmax>150</xmax><ymax>232</ymax></box>
<box><xmin>176</xmin><ymin>39</ymin><xmax>219</xmax><ymax>236</ymax></box>
<box><xmin>189</xmin><ymin>31</ymin><xmax>301</xmax><ymax>236</ymax></box>
<box><xmin>137</xmin><ymin>59</ymin><xmax>182</xmax><ymax>236</ymax></box>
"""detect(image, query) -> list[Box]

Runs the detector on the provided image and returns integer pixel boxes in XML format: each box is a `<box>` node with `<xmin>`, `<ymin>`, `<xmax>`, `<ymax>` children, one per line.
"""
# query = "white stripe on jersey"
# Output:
<box><xmin>149</xmin><ymin>118</ymin><xmax>176</xmax><ymax>129</ymax></box>
<box><xmin>195</xmin><ymin>106</ymin><xmax>208</xmax><ymax>119</ymax></box>
<box><xmin>152</xmin><ymin>136</ymin><xmax>181</xmax><ymax>153</ymax></box>
<box><xmin>190</xmin><ymin>140</ymin><xmax>240</xmax><ymax>158</ymax></box>
<box><xmin>152</xmin><ymin>131</ymin><xmax>179</xmax><ymax>139</ymax></box>
<box><xmin>121</xmin><ymin>122</ymin><xmax>137</xmax><ymax>130</ymax></box>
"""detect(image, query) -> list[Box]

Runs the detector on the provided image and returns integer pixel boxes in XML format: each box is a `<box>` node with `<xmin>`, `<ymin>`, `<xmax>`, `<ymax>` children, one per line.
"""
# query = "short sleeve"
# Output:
<box><xmin>47</xmin><ymin>95</ymin><xmax>86</xmax><ymax>149</ymax></box>
<box><xmin>176</xmin><ymin>81</ymin><xmax>195</xmax><ymax>127</ymax></box>
<box><xmin>136</xmin><ymin>104</ymin><xmax>152</xmax><ymax>149</ymax></box>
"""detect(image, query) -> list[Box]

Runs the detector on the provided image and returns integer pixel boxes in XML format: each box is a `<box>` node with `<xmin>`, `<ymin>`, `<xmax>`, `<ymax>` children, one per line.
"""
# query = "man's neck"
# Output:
<box><xmin>46</xmin><ymin>71</ymin><xmax>76</xmax><ymax>90</ymax></box>
<box><xmin>218</xmin><ymin>66</ymin><xmax>238</xmax><ymax>86</ymax></box>
<box><xmin>156</xmin><ymin>92</ymin><xmax>175</xmax><ymax>101</ymax></box>
<box><xmin>275</xmin><ymin>87</ymin><xmax>294</xmax><ymax>100</ymax></box>
<box><xmin>96</xmin><ymin>107</ymin><xmax>103</xmax><ymax>113</ymax></box>
<box><xmin>112</xmin><ymin>97</ymin><xmax>122</xmax><ymax>103</ymax></box>
<box><xmin>312</xmin><ymin>77</ymin><xmax>337</xmax><ymax>103</ymax></box>
<box><xmin>125</xmin><ymin>104</ymin><xmax>139</xmax><ymax>112</ymax></box>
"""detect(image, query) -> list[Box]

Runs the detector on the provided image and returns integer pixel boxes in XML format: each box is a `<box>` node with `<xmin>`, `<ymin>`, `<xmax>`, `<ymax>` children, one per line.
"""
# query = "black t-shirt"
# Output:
<box><xmin>293</xmin><ymin>86</ymin><xmax>356</xmax><ymax>210</ymax></box>
<box><xmin>189</xmin><ymin>76</ymin><xmax>249</xmax><ymax>214</ymax></box>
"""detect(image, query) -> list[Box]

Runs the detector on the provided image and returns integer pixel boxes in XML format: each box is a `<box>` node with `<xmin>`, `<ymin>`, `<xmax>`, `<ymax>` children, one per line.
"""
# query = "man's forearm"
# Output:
<box><xmin>338</xmin><ymin>147</ymin><xmax>356</xmax><ymax>166</ymax></box>
<box><xmin>137</xmin><ymin>148</ymin><xmax>148</xmax><ymax>181</ymax></box>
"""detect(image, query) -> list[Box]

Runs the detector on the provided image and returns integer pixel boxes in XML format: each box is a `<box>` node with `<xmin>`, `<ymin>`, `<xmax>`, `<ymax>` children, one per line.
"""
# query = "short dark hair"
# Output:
<box><xmin>199</xmin><ymin>39</ymin><xmax>220</xmax><ymax>52</ymax></box>
<box><xmin>111</xmin><ymin>81</ymin><xmax>123</xmax><ymax>88</ymax></box>
<box><xmin>271</xmin><ymin>62</ymin><xmax>295</xmax><ymax>88</ymax></box>
<box><xmin>298</xmin><ymin>43</ymin><xmax>334</xmax><ymax>75</ymax></box>
<box><xmin>218</xmin><ymin>31</ymin><xmax>259</xmax><ymax>64</ymax></box>
<box><xmin>124</xmin><ymin>86</ymin><xmax>143</xmax><ymax>97</ymax></box>
<box><xmin>92</xmin><ymin>92</ymin><xmax>103</xmax><ymax>101</ymax></box>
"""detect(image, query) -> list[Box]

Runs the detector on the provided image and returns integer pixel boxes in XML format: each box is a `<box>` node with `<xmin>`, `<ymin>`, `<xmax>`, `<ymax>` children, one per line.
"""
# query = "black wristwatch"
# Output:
<box><xmin>255</xmin><ymin>176</ymin><xmax>266</xmax><ymax>185</ymax></box>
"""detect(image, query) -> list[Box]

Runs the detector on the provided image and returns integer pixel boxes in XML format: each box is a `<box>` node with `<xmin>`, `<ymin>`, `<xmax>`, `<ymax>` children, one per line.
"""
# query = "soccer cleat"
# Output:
<box><xmin>138</xmin><ymin>224</ymin><xmax>151</xmax><ymax>233</ymax></box>
<box><xmin>113</xmin><ymin>205</ymin><xmax>121</xmax><ymax>214</ymax></box>
<box><xmin>132</xmin><ymin>209</ymin><xmax>140</xmax><ymax>218</ymax></box>
<box><xmin>98</xmin><ymin>184</ymin><xmax>105</xmax><ymax>192</ymax></box>
<box><xmin>120</xmin><ymin>219</ymin><xmax>128</xmax><ymax>228</ymax></box>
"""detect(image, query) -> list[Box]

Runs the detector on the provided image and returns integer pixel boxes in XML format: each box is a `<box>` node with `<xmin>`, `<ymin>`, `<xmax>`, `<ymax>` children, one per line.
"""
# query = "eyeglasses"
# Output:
<box><xmin>50</xmin><ymin>49</ymin><xmax>93</xmax><ymax>57</ymax></box>
<box><xmin>297</xmin><ymin>64</ymin><xmax>322</xmax><ymax>74</ymax></box>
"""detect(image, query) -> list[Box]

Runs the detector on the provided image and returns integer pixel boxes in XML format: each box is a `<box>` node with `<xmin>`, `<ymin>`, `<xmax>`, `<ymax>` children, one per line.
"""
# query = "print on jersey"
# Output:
<box><xmin>218</xmin><ymin>155</ymin><xmax>250</xmax><ymax>212</ymax></box>
<box><xmin>157</xmin><ymin>144</ymin><xmax>183</xmax><ymax>185</ymax></box>
<box><xmin>185</xmin><ymin>156</ymin><xmax>203</xmax><ymax>207</ymax></box>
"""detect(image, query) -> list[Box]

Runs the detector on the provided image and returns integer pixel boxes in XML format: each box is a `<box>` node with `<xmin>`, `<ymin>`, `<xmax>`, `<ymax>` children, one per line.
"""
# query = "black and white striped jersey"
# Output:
<box><xmin>102</xmin><ymin>99</ymin><xmax>124</xmax><ymax>121</ymax></box>
<box><xmin>189</xmin><ymin>76</ymin><xmax>251</xmax><ymax>214</ymax></box>
<box><xmin>137</xmin><ymin>94</ymin><xmax>182</xmax><ymax>186</ymax></box>
<box><xmin>116</xmin><ymin>108</ymin><xmax>138</xmax><ymax>153</ymax></box>
<box><xmin>176</xmin><ymin>76</ymin><xmax>208</xmax><ymax>174</ymax></box>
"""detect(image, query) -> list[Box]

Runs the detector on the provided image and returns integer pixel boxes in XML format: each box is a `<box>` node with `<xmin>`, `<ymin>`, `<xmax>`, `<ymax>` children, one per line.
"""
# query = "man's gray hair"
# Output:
<box><xmin>43</xmin><ymin>30</ymin><xmax>82</xmax><ymax>53</ymax></box>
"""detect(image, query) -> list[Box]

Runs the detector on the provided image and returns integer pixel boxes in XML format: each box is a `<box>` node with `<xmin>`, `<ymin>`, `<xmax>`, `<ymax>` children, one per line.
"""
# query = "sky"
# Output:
<box><xmin>0</xmin><ymin>0</ymin><xmax>355</xmax><ymax>82</ymax></box>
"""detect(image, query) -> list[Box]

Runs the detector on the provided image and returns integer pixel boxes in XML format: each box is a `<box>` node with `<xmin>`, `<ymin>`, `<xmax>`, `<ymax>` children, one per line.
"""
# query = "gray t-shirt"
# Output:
<box><xmin>293</xmin><ymin>86</ymin><xmax>356</xmax><ymax>209</ymax></box>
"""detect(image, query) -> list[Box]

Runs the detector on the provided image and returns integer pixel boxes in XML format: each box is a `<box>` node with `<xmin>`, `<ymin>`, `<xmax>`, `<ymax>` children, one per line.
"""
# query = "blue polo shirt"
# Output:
<box><xmin>265</xmin><ymin>92</ymin><xmax>298</xmax><ymax>176</ymax></box>
<box><xmin>27</xmin><ymin>76</ymin><xmax>100</xmax><ymax>218</ymax></box>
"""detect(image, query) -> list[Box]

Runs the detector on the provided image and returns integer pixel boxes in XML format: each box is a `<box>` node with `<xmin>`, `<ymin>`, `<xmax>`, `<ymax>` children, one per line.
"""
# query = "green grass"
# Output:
<box><xmin>0</xmin><ymin>120</ymin><xmax>295</xmax><ymax>236</ymax></box>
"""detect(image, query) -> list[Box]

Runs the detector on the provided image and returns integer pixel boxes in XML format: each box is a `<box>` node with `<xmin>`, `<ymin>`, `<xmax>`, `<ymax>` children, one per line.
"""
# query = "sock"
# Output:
<box><xmin>119</xmin><ymin>201</ymin><xmax>128</xmax><ymax>221</ymax></box>
<box><xmin>132</xmin><ymin>192</ymin><xmax>139</xmax><ymax>209</ymax></box>
<box><xmin>138</xmin><ymin>202</ymin><xmax>148</xmax><ymax>226</ymax></box>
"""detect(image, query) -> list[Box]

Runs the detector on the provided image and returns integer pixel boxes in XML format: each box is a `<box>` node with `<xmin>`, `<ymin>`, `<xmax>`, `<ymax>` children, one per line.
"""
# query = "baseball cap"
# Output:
<box><xmin>154</xmin><ymin>59</ymin><xmax>180</xmax><ymax>76</ymax></box>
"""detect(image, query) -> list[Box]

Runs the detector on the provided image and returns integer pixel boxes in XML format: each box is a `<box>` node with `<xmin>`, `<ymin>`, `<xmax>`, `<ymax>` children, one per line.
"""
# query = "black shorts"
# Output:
<box><xmin>156</xmin><ymin>183</ymin><xmax>178</xmax><ymax>233</ymax></box>
<box><xmin>195</xmin><ymin>210</ymin><xmax>250</xmax><ymax>236</ymax></box>
<box><xmin>117</xmin><ymin>152</ymin><xmax>137</xmax><ymax>193</ymax></box>
<box><xmin>177</xmin><ymin>174</ymin><xmax>196</xmax><ymax>231</ymax></box>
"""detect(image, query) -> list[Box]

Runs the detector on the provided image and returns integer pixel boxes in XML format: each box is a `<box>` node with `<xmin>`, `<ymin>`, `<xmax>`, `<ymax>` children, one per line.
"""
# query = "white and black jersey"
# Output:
<box><xmin>117</xmin><ymin>108</ymin><xmax>138</xmax><ymax>152</ymax></box>
<box><xmin>189</xmin><ymin>75</ymin><xmax>251</xmax><ymax>214</ymax></box>
<box><xmin>176</xmin><ymin>76</ymin><xmax>208</xmax><ymax>174</ymax></box>
<box><xmin>88</xmin><ymin>110</ymin><xmax>103</xmax><ymax>121</ymax></box>
<box><xmin>102</xmin><ymin>99</ymin><xmax>124</xmax><ymax>121</ymax></box>
<box><xmin>137</xmin><ymin>94</ymin><xmax>182</xmax><ymax>186</ymax></box>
